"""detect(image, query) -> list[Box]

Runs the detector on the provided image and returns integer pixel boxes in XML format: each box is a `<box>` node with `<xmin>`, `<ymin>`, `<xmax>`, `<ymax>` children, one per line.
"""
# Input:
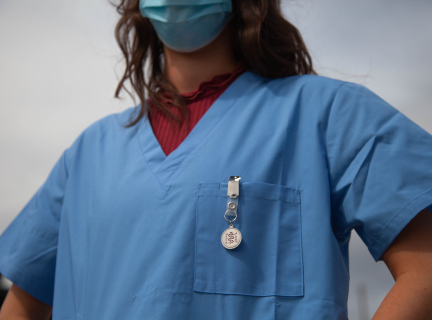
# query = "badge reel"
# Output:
<box><xmin>221</xmin><ymin>176</ymin><xmax>242</xmax><ymax>249</ymax></box>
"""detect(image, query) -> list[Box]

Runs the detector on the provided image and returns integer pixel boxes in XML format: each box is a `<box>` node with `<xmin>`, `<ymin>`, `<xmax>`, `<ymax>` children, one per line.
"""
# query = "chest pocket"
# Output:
<box><xmin>194</xmin><ymin>181</ymin><xmax>304</xmax><ymax>297</ymax></box>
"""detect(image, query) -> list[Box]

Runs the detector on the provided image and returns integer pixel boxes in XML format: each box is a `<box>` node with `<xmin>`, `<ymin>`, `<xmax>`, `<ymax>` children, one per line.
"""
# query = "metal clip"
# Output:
<box><xmin>227</xmin><ymin>176</ymin><xmax>241</xmax><ymax>198</ymax></box>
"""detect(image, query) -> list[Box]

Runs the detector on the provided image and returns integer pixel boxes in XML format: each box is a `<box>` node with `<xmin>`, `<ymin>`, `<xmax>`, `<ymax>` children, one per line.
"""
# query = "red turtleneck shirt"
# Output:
<box><xmin>148</xmin><ymin>63</ymin><xmax>246</xmax><ymax>156</ymax></box>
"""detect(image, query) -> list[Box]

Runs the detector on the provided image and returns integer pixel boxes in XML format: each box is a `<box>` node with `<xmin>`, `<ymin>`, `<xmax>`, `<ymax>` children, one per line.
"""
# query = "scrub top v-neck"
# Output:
<box><xmin>148</xmin><ymin>61</ymin><xmax>247</xmax><ymax>157</ymax></box>
<box><xmin>1</xmin><ymin>71</ymin><xmax>432</xmax><ymax>320</ymax></box>
<box><xmin>137</xmin><ymin>70</ymin><xmax>253</xmax><ymax>195</ymax></box>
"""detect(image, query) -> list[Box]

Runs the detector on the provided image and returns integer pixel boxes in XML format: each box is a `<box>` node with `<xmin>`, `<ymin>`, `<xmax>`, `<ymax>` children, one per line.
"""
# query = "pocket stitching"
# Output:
<box><xmin>199</xmin><ymin>182</ymin><xmax>300</xmax><ymax>202</ymax></box>
<box><xmin>298</xmin><ymin>189</ymin><xmax>304</xmax><ymax>296</ymax></box>
<box><xmin>194</xmin><ymin>187</ymin><xmax>199</xmax><ymax>292</ymax></box>
<box><xmin>194</xmin><ymin>182</ymin><xmax>304</xmax><ymax>297</ymax></box>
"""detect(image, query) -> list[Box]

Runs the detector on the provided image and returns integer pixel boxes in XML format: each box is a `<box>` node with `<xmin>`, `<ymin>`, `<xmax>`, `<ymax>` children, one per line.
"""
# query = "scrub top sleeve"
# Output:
<box><xmin>0</xmin><ymin>149</ymin><xmax>68</xmax><ymax>306</ymax></box>
<box><xmin>326</xmin><ymin>82</ymin><xmax>432</xmax><ymax>262</ymax></box>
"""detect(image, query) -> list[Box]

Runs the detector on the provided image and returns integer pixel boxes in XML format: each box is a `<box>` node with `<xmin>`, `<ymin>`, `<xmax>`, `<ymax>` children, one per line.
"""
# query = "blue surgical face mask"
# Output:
<box><xmin>139</xmin><ymin>0</ymin><xmax>233</xmax><ymax>53</ymax></box>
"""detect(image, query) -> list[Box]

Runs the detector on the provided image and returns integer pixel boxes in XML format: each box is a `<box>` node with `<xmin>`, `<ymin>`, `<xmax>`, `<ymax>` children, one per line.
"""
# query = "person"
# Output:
<box><xmin>1</xmin><ymin>0</ymin><xmax>432</xmax><ymax>319</ymax></box>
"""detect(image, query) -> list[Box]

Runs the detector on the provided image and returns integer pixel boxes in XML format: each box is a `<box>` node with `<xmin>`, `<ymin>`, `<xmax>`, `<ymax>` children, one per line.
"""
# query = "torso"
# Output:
<box><xmin>54</xmin><ymin>72</ymin><xmax>353</xmax><ymax>319</ymax></box>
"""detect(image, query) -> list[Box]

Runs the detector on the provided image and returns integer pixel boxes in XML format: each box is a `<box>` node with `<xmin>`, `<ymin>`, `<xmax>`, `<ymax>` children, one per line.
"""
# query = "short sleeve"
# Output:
<box><xmin>0</xmin><ymin>149</ymin><xmax>68</xmax><ymax>306</ymax></box>
<box><xmin>326</xmin><ymin>82</ymin><xmax>432</xmax><ymax>262</ymax></box>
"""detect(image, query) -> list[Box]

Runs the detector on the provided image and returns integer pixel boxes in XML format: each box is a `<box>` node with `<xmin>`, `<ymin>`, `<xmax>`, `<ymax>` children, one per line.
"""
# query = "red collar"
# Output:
<box><xmin>181</xmin><ymin>62</ymin><xmax>246</xmax><ymax>102</ymax></box>
<box><xmin>157</xmin><ymin>62</ymin><xmax>247</xmax><ymax>105</ymax></box>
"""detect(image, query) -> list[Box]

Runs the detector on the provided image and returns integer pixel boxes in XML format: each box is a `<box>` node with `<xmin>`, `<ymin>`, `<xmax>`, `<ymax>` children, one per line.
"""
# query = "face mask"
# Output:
<box><xmin>139</xmin><ymin>0</ymin><xmax>233</xmax><ymax>53</ymax></box>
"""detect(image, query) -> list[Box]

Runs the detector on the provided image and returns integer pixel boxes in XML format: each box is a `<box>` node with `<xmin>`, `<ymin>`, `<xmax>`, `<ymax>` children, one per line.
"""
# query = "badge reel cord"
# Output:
<box><xmin>221</xmin><ymin>176</ymin><xmax>242</xmax><ymax>249</ymax></box>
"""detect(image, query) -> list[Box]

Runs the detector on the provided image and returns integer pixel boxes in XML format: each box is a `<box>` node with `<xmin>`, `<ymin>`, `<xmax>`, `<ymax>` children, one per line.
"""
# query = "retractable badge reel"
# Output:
<box><xmin>221</xmin><ymin>176</ymin><xmax>242</xmax><ymax>249</ymax></box>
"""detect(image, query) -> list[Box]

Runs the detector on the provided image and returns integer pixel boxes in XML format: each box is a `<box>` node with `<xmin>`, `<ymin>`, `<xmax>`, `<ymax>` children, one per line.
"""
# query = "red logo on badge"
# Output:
<box><xmin>225</xmin><ymin>231</ymin><xmax>238</xmax><ymax>244</ymax></box>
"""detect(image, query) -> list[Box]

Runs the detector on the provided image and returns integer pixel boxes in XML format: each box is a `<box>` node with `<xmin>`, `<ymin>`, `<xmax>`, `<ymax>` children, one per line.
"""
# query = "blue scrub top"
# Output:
<box><xmin>1</xmin><ymin>72</ymin><xmax>432</xmax><ymax>319</ymax></box>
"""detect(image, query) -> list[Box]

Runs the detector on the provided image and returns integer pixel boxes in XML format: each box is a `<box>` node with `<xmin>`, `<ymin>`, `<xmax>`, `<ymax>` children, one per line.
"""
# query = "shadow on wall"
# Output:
<box><xmin>0</xmin><ymin>274</ymin><xmax>8</xmax><ymax>307</ymax></box>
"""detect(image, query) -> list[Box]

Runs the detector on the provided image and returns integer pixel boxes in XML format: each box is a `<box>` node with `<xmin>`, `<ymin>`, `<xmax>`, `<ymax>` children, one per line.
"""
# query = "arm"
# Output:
<box><xmin>0</xmin><ymin>284</ymin><xmax>52</xmax><ymax>320</ymax></box>
<box><xmin>372</xmin><ymin>207</ymin><xmax>432</xmax><ymax>320</ymax></box>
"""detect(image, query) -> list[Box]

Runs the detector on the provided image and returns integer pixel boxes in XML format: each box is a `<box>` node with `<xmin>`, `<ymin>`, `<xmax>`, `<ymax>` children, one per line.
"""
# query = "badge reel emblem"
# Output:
<box><xmin>221</xmin><ymin>176</ymin><xmax>242</xmax><ymax>249</ymax></box>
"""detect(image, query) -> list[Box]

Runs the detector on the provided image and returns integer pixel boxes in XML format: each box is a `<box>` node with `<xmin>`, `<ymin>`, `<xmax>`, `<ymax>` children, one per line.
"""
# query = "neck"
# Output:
<box><xmin>163</xmin><ymin>23</ymin><xmax>238</xmax><ymax>94</ymax></box>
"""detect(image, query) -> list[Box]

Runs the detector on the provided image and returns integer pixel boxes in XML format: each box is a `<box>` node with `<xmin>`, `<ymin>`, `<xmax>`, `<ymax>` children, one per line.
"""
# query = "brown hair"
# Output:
<box><xmin>113</xmin><ymin>0</ymin><xmax>316</xmax><ymax>129</ymax></box>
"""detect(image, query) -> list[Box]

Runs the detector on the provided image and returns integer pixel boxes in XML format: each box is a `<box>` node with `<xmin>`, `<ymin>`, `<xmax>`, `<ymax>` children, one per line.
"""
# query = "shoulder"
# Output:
<box><xmin>63</xmin><ymin>106</ymin><xmax>140</xmax><ymax>165</ymax></box>
<box><xmin>246</xmin><ymin>73</ymin><xmax>403</xmax><ymax>139</ymax></box>
<box><xmin>258</xmin><ymin>73</ymin><xmax>368</xmax><ymax>98</ymax></box>
<box><xmin>81</xmin><ymin>106</ymin><xmax>139</xmax><ymax>137</ymax></box>
<box><xmin>256</xmin><ymin>73</ymin><xmax>394</xmax><ymax>116</ymax></box>
<box><xmin>245</xmin><ymin>73</ymin><xmax>388</xmax><ymax>120</ymax></box>
<box><xmin>245</xmin><ymin>72</ymin><xmax>380</xmax><ymax>110</ymax></box>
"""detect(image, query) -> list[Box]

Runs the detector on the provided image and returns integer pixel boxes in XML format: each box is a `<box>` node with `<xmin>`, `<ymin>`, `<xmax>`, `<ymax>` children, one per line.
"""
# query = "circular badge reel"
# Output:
<box><xmin>221</xmin><ymin>207</ymin><xmax>242</xmax><ymax>249</ymax></box>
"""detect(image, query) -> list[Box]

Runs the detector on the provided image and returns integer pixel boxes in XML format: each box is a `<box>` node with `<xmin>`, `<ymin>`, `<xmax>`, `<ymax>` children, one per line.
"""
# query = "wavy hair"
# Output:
<box><xmin>113</xmin><ymin>0</ymin><xmax>316</xmax><ymax>128</ymax></box>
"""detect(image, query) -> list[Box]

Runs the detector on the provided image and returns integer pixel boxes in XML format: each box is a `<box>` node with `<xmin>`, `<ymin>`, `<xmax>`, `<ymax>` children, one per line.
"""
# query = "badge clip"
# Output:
<box><xmin>221</xmin><ymin>176</ymin><xmax>242</xmax><ymax>249</ymax></box>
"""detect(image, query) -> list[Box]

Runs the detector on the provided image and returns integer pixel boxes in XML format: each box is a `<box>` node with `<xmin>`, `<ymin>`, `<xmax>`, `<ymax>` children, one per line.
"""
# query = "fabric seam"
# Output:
<box><xmin>370</xmin><ymin>187</ymin><xmax>432</xmax><ymax>247</ymax></box>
